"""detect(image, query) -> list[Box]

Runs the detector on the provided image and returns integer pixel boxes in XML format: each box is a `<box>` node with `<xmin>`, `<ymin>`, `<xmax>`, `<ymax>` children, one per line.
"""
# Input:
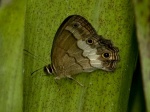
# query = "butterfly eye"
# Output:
<box><xmin>102</xmin><ymin>53</ymin><xmax>110</xmax><ymax>58</ymax></box>
<box><xmin>73</xmin><ymin>23</ymin><xmax>80</xmax><ymax>28</ymax></box>
<box><xmin>86</xmin><ymin>39</ymin><xmax>93</xmax><ymax>44</ymax></box>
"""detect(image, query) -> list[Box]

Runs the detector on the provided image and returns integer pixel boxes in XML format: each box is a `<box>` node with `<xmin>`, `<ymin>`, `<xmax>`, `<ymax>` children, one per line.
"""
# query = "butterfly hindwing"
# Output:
<box><xmin>50</xmin><ymin>15</ymin><xmax>119</xmax><ymax>78</ymax></box>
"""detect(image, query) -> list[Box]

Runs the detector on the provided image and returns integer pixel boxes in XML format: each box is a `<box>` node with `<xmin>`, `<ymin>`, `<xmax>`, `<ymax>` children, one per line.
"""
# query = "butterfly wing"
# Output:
<box><xmin>51</xmin><ymin>15</ymin><xmax>119</xmax><ymax>78</ymax></box>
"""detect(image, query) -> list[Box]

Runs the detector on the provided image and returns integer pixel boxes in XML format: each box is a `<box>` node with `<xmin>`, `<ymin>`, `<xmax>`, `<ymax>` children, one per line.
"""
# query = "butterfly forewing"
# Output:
<box><xmin>51</xmin><ymin>16</ymin><xmax>95</xmax><ymax>77</ymax></box>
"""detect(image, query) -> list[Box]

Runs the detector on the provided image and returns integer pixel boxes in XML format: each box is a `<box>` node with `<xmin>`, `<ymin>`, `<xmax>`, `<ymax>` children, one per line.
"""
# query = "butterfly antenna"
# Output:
<box><xmin>67</xmin><ymin>76</ymin><xmax>84</xmax><ymax>87</ymax></box>
<box><xmin>24</xmin><ymin>49</ymin><xmax>48</xmax><ymax>64</ymax></box>
<box><xmin>31</xmin><ymin>67</ymin><xmax>44</xmax><ymax>75</ymax></box>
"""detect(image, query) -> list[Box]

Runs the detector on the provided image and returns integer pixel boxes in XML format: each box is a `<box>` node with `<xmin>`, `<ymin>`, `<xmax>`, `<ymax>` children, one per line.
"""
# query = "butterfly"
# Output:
<box><xmin>40</xmin><ymin>15</ymin><xmax>119</xmax><ymax>86</ymax></box>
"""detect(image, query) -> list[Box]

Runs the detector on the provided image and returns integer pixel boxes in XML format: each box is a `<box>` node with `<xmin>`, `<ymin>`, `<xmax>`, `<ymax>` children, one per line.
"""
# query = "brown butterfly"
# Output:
<box><xmin>42</xmin><ymin>15</ymin><xmax>119</xmax><ymax>86</ymax></box>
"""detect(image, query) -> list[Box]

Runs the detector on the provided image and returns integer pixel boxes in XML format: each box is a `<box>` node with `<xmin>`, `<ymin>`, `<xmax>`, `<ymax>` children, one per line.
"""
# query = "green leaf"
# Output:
<box><xmin>0</xmin><ymin>0</ymin><xmax>26</xmax><ymax>112</ymax></box>
<box><xmin>128</xmin><ymin>59</ymin><xmax>146</xmax><ymax>112</ymax></box>
<box><xmin>133</xmin><ymin>0</ymin><xmax>150</xmax><ymax>111</ymax></box>
<box><xmin>24</xmin><ymin>0</ymin><xmax>138</xmax><ymax>112</ymax></box>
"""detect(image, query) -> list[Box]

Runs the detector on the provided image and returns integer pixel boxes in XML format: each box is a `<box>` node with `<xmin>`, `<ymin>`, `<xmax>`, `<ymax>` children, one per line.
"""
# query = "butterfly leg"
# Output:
<box><xmin>54</xmin><ymin>76</ymin><xmax>61</xmax><ymax>80</ymax></box>
<box><xmin>66</xmin><ymin>76</ymin><xmax>84</xmax><ymax>87</ymax></box>
<box><xmin>54</xmin><ymin>76</ymin><xmax>61</xmax><ymax>85</ymax></box>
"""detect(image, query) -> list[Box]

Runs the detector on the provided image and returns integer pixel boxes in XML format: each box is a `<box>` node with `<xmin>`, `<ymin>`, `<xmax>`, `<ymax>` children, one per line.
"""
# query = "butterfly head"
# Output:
<box><xmin>44</xmin><ymin>64</ymin><xmax>54</xmax><ymax>75</ymax></box>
